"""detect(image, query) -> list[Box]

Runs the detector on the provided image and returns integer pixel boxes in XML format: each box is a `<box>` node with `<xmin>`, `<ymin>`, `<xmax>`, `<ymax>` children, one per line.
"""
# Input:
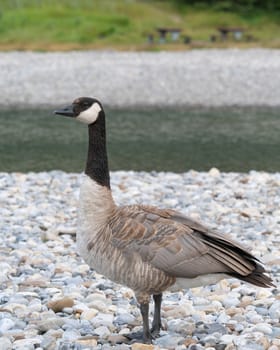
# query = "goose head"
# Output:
<box><xmin>54</xmin><ymin>97</ymin><xmax>103</xmax><ymax>125</ymax></box>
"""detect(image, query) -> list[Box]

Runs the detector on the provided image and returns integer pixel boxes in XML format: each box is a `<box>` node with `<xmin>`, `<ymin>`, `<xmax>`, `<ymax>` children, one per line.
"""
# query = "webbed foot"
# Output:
<box><xmin>125</xmin><ymin>330</ymin><xmax>155</xmax><ymax>344</ymax></box>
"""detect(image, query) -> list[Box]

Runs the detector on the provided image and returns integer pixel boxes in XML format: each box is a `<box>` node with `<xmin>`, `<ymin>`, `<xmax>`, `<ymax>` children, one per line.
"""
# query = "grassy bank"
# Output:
<box><xmin>0</xmin><ymin>0</ymin><xmax>279</xmax><ymax>50</ymax></box>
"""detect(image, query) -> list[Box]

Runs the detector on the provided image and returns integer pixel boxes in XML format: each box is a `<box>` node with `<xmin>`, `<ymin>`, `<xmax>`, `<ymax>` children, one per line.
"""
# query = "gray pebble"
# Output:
<box><xmin>155</xmin><ymin>334</ymin><xmax>185</xmax><ymax>349</ymax></box>
<box><xmin>37</xmin><ymin>317</ymin><xmax>65</xmax><ymax>333</ymax></box>
<box><xmin>167</xmin><ymin>319</ymin><xmax>195</xmax><ymax>336</ymax></box>
<box><xmin>255</xmin><ymin>307</ymin><xmax>269</xmax><ymax>316</ymax></box>
<box><xmin>114</xmin><ymin>313</ymin><xmax>135</xmax><ymax>326</ymax></box>
<box><xmin>269</xmin><ymin>301</ymin><xmax>280</xmax><ymax>319</ymax></box>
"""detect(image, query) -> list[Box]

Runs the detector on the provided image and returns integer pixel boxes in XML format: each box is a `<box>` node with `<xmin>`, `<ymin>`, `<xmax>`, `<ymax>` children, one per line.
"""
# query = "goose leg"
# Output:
<box><xmin>151</xmin><ymin>293</ymin><xmax>162</xmax><ymax>337</ymax></box>
<box><xmin>140</xmin><ymin>302</ymin><xmax>153</xmax><ymax>344</ymax></box>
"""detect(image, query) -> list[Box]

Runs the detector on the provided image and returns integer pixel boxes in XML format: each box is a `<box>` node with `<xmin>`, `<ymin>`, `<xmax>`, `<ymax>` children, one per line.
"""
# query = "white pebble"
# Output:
<box><xmin>94</xmin><ymin>325</ymin><xmax>111</xmax><ymax>338</ymax></box>
<box><xmin>0</xmin><ymin>337</ymin><xmax>12</xmax><ymax>350</ymax></box>
<box><xmin>0</xmin><ymin>318</ymin><xmax>15</xmax><ymax>333</ymax></box>
<box><xmin>220</xmin><ymin>334</ymin><xmax>236</xmax><ymax>344</ymax></box>
<box><xmin>253</xmin><ymin>323</ymin><xmax>273</xmax><ymax>335</ymax></box>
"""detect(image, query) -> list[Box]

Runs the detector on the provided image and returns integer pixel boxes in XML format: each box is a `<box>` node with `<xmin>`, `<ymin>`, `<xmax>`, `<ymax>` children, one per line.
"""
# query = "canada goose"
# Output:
<box><xmin>54</xmin><ymin>97</ymin><xmax>274</xmax><ymax>343</ymax></box>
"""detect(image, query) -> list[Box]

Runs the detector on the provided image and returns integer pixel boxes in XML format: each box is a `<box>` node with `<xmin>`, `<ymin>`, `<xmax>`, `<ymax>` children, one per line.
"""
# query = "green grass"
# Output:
<box><xmin>0</xmin><ymin>0</ymin><xmax>279</xmax><ymax>50</ymax></box>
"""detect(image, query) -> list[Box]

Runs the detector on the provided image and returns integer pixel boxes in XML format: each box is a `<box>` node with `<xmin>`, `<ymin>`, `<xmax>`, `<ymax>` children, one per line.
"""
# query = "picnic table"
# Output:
<box><xmin>217</xmin><ymin>27</ymin><xmax>245</xmax><ymax>41</ymax></box>
<box><xmin>156</xmin><ymin>28</ymin><xmax>182</xmax><ymax>43</ymax></box>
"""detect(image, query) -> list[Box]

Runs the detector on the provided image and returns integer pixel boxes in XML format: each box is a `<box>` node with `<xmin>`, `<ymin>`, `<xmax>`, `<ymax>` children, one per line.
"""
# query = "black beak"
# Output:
<box><xmin>54</xmin><ymin>105</ymin><xmax>75</xmax><ymax>117</ymax></box>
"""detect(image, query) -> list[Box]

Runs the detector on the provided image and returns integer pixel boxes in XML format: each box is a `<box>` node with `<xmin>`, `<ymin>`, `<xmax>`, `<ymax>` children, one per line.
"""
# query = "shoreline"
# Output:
<box><xmin>1</xmin><ymin>49</ymin><xmax>280</xmax><ymax>108</ymax></box>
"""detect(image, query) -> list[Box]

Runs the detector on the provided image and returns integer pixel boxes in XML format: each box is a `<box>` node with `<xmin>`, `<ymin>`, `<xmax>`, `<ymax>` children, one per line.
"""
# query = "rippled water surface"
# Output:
<box><xmin>1</xmin><ymin>107</ymin><xmax>280</xmax><ymax>172</ymax></box>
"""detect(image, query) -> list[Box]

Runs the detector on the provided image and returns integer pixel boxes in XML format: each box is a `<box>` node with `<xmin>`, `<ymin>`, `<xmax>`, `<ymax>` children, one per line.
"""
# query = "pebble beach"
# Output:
<box><xmin>0</xmin><ymin>49</ymin><xmax>280</xmax><ymax>108</ymax></box>
<box><xmin>0</xmin><ymin>170</ymin><xmax>279</xmax><ymax>350</ymax></box>
<box><xmin>0</xmin><ymin>49</ymin><xmax>280</xmax><ymax>349</ymax></box>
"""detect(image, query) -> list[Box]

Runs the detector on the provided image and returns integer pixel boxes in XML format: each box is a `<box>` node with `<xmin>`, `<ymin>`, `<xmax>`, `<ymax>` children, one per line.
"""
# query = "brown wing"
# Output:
<box><xmin>109</xmin><ymin>205</ymin><xmax>274</xmax><ymax>287</ymax></box>
<box><xmin>168</xmin><ymin>209</ymin><xmax>274</xmax><ymax>287</ymax></box>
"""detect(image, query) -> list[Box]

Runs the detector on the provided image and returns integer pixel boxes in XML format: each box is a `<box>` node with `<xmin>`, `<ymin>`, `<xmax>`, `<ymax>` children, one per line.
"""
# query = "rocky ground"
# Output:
<box><xmin>0</xmin><ymin>49</ymin><xmax>280</xmax><ymax>108</ymax></box>
<box><xmin>0</xmin><ymin>169</ymin><xmax>279</xmax><ymax>349</ymax></box>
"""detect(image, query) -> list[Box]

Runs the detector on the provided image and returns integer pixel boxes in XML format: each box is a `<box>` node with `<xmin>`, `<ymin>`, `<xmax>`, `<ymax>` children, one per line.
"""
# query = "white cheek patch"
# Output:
<box><xmin>77</xmin><ymin>103</ymin><xmax>102</xmax><ymax>124</ymax></box>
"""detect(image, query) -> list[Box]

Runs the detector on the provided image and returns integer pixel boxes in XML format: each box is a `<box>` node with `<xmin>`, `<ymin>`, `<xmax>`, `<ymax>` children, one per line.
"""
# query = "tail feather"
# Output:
<box><xmin>230</xmin><ymin>262</ymin><xmax>275</xmax><ymax>288</ymax></box>
<box><xmin>199</xmin><ymin>231</ymin><xmax>275</xmax><ymax>288</ymax></box>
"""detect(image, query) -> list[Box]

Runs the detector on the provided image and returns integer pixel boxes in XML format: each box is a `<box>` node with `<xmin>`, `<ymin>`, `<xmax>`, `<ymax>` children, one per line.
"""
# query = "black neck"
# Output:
<box><xmin>85</xmin><ymin>111</ymin><xmax>110</xmax><ymax>188</ymax></box>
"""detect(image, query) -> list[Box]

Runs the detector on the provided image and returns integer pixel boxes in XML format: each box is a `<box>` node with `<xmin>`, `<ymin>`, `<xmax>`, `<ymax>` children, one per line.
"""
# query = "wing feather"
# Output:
<box><xmin>109</xmin><ymin>205</ymin><xmax>273</xmax><ymax>286</ymax></box>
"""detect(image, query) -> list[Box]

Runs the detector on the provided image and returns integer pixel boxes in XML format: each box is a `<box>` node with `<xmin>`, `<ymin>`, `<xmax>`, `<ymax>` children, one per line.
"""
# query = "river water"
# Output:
<box><xmin>1</xmin><ymin>107</ymin><xmax>279</xmax><ymax>172</ymax></box>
